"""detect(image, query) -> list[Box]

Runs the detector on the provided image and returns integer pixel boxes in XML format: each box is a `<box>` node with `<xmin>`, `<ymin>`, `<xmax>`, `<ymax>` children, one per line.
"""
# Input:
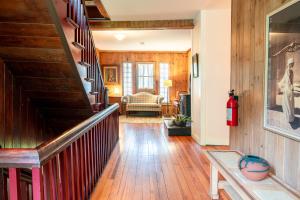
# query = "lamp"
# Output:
<box><xmin>163</xmin><ymin>80</ymin><xmax>172</xmax><ymax>117</ymax></box>
<box><xmin>163</xmin><ymin>80</ymin><xmax>172</xmax><ymax>88</ymax></box>
<box><xmin>113</xmin><ymin>87</ymin><xmax>120</xmax><ymax>96</ymax></box>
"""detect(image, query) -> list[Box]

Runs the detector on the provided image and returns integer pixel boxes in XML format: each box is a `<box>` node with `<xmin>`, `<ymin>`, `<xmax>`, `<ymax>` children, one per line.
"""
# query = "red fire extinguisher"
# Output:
<box><xmin>227</xmin><ymin>90</ymin><xmax>238</xmax><ymax>126</ymax></box>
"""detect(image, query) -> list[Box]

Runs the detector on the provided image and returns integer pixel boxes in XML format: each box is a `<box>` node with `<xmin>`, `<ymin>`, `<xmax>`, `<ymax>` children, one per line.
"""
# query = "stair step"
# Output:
<box><xmin>72</xmin><ymin>42</ymin><xmax>85</xmax><ymax>50</ymax></box>
<box><xmin>0</xmin><ymin>35</ymin><xmax>62</xmax><ymax>49</ymax></box>
<box><xmin>65</xmin><ymin>17</ymin><xmax>80</xmax><ymax>29</ymax></box>
<box><xmin>79</xmin><ymin>61</ymin><xmax>91</xmax><ymax>68</ymax></box>
<box><xmin>0</xmin><ymin>23</ymin><xmax>58</xmax><ymax>37</ymax></box>
<box><xmin>84</xmin><ymin>78</ymin><xmax>95</xmax><ymax>82</ymax></box>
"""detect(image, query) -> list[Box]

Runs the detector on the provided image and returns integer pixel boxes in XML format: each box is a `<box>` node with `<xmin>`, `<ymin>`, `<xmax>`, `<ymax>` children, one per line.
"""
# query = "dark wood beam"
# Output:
<box><xmin>90</xmin><ymin>19</ymin><xmax>194</xmax><ymax>30</ymax></box>
<box><xmin>85</xmin><ymin>0</ymin><xmax>110</xmax><ymax>20</ymax></box>
<box><xmin>94</xmin><ymin>0</ymin><xmax>110</xmax><ymax>19</ymax></box>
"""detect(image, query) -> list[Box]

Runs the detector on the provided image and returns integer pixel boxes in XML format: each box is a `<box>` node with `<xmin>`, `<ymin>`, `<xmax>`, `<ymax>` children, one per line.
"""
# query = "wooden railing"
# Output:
<box><xmin>0</xmin><ymin>104</ymin><xmax>119</xmax><ymax>200</ymax></box>
<box><xmin>52</xmin><ymin>0</ymin><xmax>105</xmax><ymax>105</ymax></box>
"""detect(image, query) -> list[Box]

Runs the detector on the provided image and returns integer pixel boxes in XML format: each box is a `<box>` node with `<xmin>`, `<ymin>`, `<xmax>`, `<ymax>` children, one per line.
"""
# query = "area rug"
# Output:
<box><xmin>119</xmin><ymin>115</ymin><xmax>164</xmax><ymax>124</ymax></box>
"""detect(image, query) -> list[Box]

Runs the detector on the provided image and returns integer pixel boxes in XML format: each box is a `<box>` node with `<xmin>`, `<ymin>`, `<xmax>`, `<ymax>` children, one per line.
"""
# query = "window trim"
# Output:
<box><xmin>136</xmin><ymin>62</ymin><xmax>156</xmax><ymax>90</ymax></box>
<box><xmin>122</xmin><ymin>62</ymin><xmax>133</xmax><ymax>96</ymax></box>
<box><xmin>159</xmin><ymin>62</ymin><xmax>170</xmax><ymax>103</ymax></box>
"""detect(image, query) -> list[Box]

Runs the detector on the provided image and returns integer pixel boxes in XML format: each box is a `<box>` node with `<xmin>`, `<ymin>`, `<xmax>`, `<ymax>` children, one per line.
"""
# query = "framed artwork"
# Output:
<box><xmin>264</xmin><ymin>0</ymin><xmax>300</xmax><ymax>141</ymax></box>
<box><xmin>103</xmin><ymin>66</ymin><xmax>118</xmax><ymax>84</ymax></box>
<box><xmin>192</xmin><ymin>53</ymin><xmax>199</xmax><ymax>78</ymax></box>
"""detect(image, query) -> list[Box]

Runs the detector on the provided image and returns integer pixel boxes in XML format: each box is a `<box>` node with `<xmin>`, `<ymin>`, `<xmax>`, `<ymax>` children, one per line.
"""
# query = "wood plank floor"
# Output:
<box><xmin>91</xmin><ymin>123</ymin><xmax>230</xmax><ymax>200</ymax></box>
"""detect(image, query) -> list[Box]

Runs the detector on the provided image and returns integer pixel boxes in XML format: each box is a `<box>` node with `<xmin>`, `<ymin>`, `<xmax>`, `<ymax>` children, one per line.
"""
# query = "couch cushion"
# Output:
<box><xmin>127</xmin><ymin>103</ymin><xmax>161</xmax><ymax>111</ymax></box>
<box><xmin>127</xmin><ymin>103</ymin><xmax>160</xmax><ymax>108</ymax></box>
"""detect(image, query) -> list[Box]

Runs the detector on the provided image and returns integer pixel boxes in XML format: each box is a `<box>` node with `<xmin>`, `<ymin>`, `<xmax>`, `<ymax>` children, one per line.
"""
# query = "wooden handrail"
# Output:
<box><xmin>0</xmin><ymin>149</ymin><xmax>39</xmax><ymax>168</ymax></box>
<box><xmin>37</xmin><ymin>103</ymin><xmax>118</xmax><ymax>164</ymax></box>
<box><xmin>0</xmin><ymin>104</ymin><xmax>119</xmax><ymax>168</ymax></box>
<box><xmin>82</xmin><ymin>0</ymin><xmax>104</xmax><ymax>84</ymax></box>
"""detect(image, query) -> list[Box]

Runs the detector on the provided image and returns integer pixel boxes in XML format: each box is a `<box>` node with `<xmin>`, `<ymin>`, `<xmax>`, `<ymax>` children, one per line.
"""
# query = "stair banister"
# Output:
<box><xmin>51</xmin><ymin>0</ymin><xmax>105</xmax><ymax>106</ymax></box>
<box><xmin>0</xmin><ymin>103</ymin><xmax>119</xmax><ymax>200</ymax></box>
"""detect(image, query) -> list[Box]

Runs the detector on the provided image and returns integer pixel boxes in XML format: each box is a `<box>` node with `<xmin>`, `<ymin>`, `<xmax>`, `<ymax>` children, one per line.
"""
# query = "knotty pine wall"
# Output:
<box><xmin>231</xmin><ymin>0</ymin><xmax>300</xmax><ymax>191</ymax></box>
<box><xmin>0</xmin><ymin>60</ymin><xmax>53</xmax><ymax>148</ymax></box>
<box><xmin>97</xmin><ymin>50</ymin><xmax>189</xmax><ymax>101</ymax></box>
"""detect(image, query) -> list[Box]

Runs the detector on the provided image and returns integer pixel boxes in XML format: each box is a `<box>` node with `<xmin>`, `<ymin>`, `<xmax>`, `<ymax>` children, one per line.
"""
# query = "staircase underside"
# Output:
<box><xmin>0</xmin><ymin>0</ymin><xmax>94</xmax><ymax>134</ymax></box>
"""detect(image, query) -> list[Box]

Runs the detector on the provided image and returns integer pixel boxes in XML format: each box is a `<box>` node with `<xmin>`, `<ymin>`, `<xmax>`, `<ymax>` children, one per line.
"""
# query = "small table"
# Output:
<box><xmin>163</xmin><ymin>119</ymin><xmax>191</xmax><ymax>136</ymax></box>
<box><xmin>205</xmin><ymin>150</ymin><xmax>300</xmax><ymax>200</ymax></box>
<box><xmin>109</xmin><ymin>96</ymin><xmax>122</xmax><ymax>114</ymax></box>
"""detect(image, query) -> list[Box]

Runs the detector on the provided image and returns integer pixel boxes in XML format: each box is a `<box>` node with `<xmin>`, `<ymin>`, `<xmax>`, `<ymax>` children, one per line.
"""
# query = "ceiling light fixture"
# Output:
<box><xmin>114</xmin><ymin>33</ymin><xmax>126</xmax><ymax>41</ymax></box>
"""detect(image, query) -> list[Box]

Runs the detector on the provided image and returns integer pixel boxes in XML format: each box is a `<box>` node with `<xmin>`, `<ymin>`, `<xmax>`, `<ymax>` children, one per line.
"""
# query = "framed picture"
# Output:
<box><xmin>264</xmin><ymin>0</ymin><xmax>300</xmax><ymax>141</ymax></box>
<box><xmin>192</xmin><ymin>53</ymin><xmax>199</xmax><ymax>78</ymax></box>
<box><xmin>103</xmin><ymin>66</ymin><xmax>118</xmax><ymax>84</ymax></box>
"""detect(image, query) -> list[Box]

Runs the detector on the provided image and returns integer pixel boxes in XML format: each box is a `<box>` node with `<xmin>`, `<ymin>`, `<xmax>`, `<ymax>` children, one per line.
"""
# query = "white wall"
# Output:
<box><xmin>191</xmin><ymin>12</ymin><xmax>202</xmax><ymax>144</ymax></box>
<box><xmin>191</xmin><ymin>8</ymin><xmax>231</xmax><ymax>145</ymax></box>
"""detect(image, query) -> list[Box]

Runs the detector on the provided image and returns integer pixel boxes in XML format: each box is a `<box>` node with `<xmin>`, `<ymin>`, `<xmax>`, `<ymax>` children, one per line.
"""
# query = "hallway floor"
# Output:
<box><xmin>91</xmin><ymin>123</ymin><xmax>230</xmax><ymax>200</ymax></box>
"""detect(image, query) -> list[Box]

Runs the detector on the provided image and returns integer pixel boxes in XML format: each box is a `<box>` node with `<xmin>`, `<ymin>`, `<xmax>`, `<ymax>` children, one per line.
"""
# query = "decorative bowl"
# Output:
<box><xmin>238</xmin><ymin>155</ymin><xmax>270</xmax><ymax>181</ymax></box>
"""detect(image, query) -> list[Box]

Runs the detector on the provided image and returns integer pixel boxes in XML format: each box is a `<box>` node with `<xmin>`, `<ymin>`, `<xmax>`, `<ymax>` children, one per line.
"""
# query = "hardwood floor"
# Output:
<box><xmin>91</xmin><ymin>123</ymin><xmax>230</xmax><ymax>200</ymax></box>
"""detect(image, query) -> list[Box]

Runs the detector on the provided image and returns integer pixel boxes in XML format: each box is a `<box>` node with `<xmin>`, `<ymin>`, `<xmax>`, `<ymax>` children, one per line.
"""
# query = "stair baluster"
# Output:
<box><xmin>0</xmin><ymin>104</ymin><xmax>119</xmax><ymax>200</ymax></box>
<box><xmin>66</xmin><ymin>0</ymin><xmax>105</xmax><ymax>109</ymax></box>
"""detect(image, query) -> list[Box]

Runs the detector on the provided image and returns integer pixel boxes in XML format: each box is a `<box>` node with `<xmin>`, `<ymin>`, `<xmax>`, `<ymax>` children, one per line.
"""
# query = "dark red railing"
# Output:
<box><xmin>0</xmin><ymin>104</ymin><xmax>119</xmax><ymax>200</ymax></box>
<box><xmin>52</xmin><ymin>0</ymin><xmax>105</xmax><ymax>104</ymax></box>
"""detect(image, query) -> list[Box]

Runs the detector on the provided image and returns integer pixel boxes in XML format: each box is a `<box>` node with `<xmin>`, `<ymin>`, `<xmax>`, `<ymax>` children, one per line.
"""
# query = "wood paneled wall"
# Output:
<box><xmin>231</xmin><ymin>0</ymin><xmax>300</xmax><ymax>191</ymax></box>
<box><xmin>0</xmin><ymin>60</ymin><xmax>53</xmax><ymax>148</ymax></box>
<box><xmin>97</xmin><ymin>50</ymin><xmax>190</xmax><ymax>101</ymax></box>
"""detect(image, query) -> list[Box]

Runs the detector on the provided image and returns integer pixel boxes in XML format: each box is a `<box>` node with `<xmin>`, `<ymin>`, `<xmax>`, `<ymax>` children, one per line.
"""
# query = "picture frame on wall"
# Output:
<box><xmin>103</xmin><ymin>66</ymin><xmax>118</xmax><ymax>84</ymax></box>
<box><xmin>264</xmin><ymin>0</ymin><xmax>300</xmax><ymax>141</ymax></box>
<box><xmin>192</xmin><ymin>53</ymin><xmax>199</xmax><ymax>78</ymax></box>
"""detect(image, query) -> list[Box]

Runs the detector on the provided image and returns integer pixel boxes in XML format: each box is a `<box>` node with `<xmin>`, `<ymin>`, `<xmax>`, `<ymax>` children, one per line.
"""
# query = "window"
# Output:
<box><xmin>159</xmin><ymin>63</ymin><xmax>169</xmax><ymax>103</ymax></box>
<box><xmin>123</xmin><ymin>62</ymin><xmax>133</xmax><ymax>96</ymax></box>
<box><xmin>137</xmin><ymin>63</ymin><xmax>154</xmax><ymax>89</ymax></box>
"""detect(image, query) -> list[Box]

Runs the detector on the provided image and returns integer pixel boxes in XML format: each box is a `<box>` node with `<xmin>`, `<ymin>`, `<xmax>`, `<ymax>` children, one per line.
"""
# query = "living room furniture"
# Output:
<box><xmin>179</xmin><ymin>93</ymin><xmax>191</xmax><ymax>117</ymax></box>
<box><xmin>122</xmin><ymin>92</ymin><xmax>164</xmax><ymax>116</ymax></box>
<box><xmin>163</xmin><ymin>80</ymin><xmax>173</xmax><ymax>117</ymax></box>
<box><xmin>173</xmin><ymin>91</ymin><xmax>189</xmax><ymax>114</ymax></box>
<box><xmin>164</xmin><ymin>119</ymin><xmax>191</xmax><ymax>136</ymax></box>
<box><xmin>136</xmin><ymin>88</ymin><xmax>155</xmax><ymax>94</ymax></box>
<box><xmin>108</xmin><ymin>96</ymin><xmax>122</xmax><ymax>114</ymax></box>
<box><xmin>205</xmin><ymin>150</ymin><xmax>300</xmax><ymax>200</ymax></box>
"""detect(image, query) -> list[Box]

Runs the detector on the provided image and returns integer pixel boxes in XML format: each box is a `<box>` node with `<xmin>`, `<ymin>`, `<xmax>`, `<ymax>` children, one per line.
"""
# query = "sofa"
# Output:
<box><xmin>122</xmin><ymin>92</ymin><xmax>164</xmax><ymax>116</ymax></box>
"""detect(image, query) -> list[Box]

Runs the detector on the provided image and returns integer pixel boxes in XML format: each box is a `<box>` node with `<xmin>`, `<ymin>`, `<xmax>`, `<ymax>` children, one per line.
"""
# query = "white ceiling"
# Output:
<box><xmin>102</xmin><ymin>0</ymin><xmax>231</xmax><ymax>21</ymax></box>
<box><xmin>93</xmin><ymin>29</ymin><xmax>192</xmax><ymax>51</ymax></box>
<box><xmin>93</xmin><ymin>0</ymin><xmax>231</xmax><ymax>51</ymax></box>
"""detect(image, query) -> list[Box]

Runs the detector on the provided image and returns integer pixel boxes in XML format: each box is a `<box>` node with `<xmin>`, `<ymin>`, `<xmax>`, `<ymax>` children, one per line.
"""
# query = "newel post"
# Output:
<box><xmin>32</xmin><ymin>167</ymin><xmax>44</xmax><ymax>200</ymax></box>
<box><xmin>8</xmin><ymin>168</ymin><xmax>21</xmax><ymax>200</ymax></box>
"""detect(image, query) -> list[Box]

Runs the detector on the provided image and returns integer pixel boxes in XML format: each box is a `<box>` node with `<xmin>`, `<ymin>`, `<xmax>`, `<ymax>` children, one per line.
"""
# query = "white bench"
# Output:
<box><xmin>205</xmin><ymin>150</ymin><xmax>300</xmax><ymax>200</ymax></box>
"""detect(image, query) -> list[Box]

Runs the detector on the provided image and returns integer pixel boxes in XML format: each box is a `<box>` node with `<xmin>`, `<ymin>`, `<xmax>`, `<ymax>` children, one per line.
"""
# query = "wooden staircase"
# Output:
<box><xmin>0</xmin><ymin>0</ymin><xmax>106</xmax><ymax>143</ymax></box>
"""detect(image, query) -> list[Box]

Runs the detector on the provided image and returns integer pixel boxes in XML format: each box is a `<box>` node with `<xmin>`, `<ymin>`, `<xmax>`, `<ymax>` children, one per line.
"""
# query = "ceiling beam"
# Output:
<box><xmin>89</xmin><ymin>19</ymin><xmax>194</xmax><ymax>30</ymax></box>
<box><xmin>85</xmin><ymin>0</ymin><xmax>110</xmax><ymax>20</ymax></box>
<box><xmin>93</xmin><ymin>0</ymin><xmax>110</xmax><ymax>19</ymax></box>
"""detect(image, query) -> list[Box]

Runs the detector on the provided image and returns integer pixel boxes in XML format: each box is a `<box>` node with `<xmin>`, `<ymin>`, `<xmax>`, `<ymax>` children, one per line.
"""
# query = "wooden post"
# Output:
<box><xmin>9</xmin><ymin>168</ymin><xmax>21</xmax><ymax>200</ymax></box>
<box><xmin>0</xmin><ymin>169</ymin><xmax>5</xmax><ymax>200</ymax></box>
<box><xmin>32</xmin><ymin>167</ymin><xmax>44</xmax><ymax>200</ymax></box>
<box><xmin>210</xmin><ymin>164</ymin><xmax>219</xmax><ymax>200</ymax></box>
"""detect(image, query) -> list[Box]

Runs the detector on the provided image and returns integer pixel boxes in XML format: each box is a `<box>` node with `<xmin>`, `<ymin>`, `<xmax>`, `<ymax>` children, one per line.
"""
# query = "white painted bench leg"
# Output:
<box><xmin>210</xmin><ymin>164</ymin><xmax>219</xmax><ymax>200</ymax></box>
